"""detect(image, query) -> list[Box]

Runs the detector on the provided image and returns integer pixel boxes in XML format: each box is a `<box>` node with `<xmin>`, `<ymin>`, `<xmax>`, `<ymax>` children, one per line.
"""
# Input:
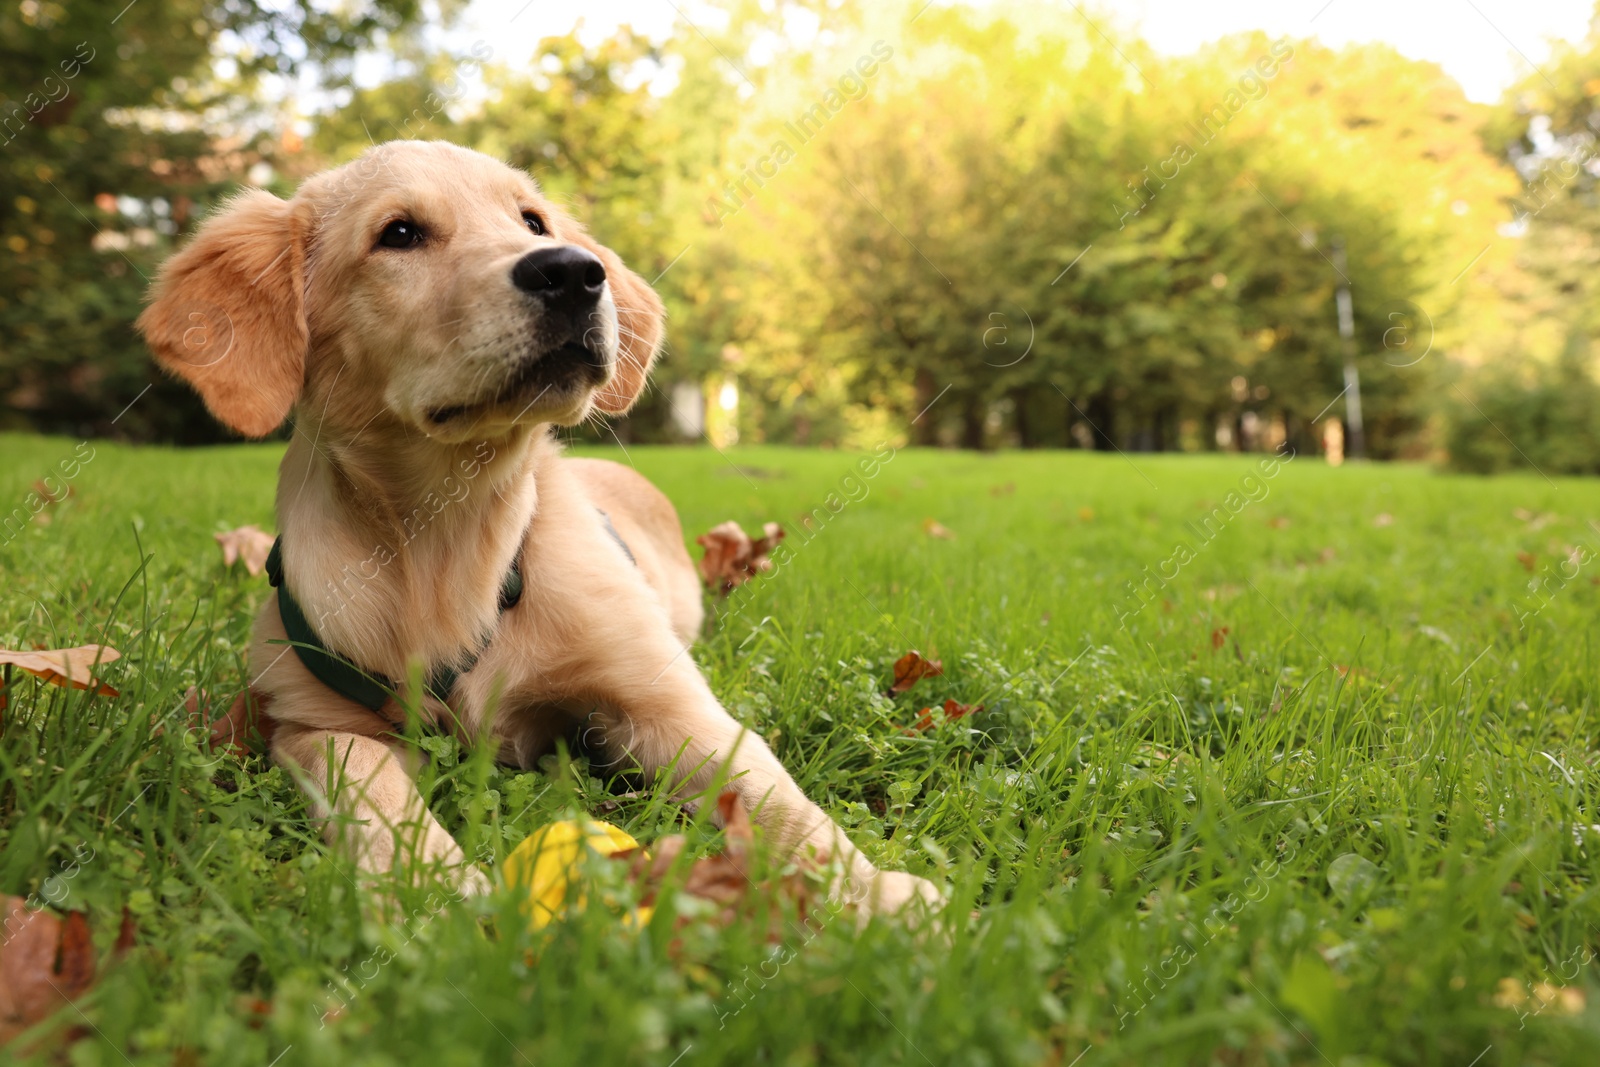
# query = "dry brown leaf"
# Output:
<box><xmin>617</xmin><ymin>792</ymin><xmax>819</xmax><ymax>935</ymax></box>
<box><xmin>235</xmin><ymin>996</ymin><xmax>273</xmax><ymax>1030</ymax></box>
<box><xmin>214</xmin><ymin>525</ymin><xmax>275</xmax><ymax>577</ymax></box>
<box><xmin>887</xmin><ymin>651</ymin><xmax>944</xmax><ymax>696</ymax></box>
<box><xmin>29</xmin><ymin>480</ymin><xmax>72</xmax><ymax>504</ymax></box>
<box><xmin>910</xmin><ymin>698</ymin><xmax>984</xmax><ymax>733</ymax></box>
<box><xmin>695</xmin><ymin>520</ymin><xmax>785</xmax><ymax>596</ymax></box>
<box><xmin>0</xmin><ymin>897</ymin><xmax>98</xmax><ymax>1046</ymax></box>
<box><xmin>0</xmin><ymin>645</ymin><xmax>120</xmax><ymax>697</ymax></box>
<box><xmin>922</xmin><ymin>518</ymin><xmax>955</xmax><ymax>540</ymax></box>
<box><xmin>113</xmin><ymin>909</ymin><xmax>137</xmax><ymax>956</ymax></box>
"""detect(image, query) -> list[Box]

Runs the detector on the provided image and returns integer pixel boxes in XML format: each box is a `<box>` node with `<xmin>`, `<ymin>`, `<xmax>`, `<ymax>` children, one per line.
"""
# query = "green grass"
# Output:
<box><xmin>3</xmin><ymin>431</ymin><xmax>1600</xmax><ymax>1065</ymax></box>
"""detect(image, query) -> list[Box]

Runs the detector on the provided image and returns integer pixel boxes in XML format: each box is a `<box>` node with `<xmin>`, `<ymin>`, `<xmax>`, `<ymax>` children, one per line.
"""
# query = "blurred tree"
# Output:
<box><xmin>1446</xmin><ymin>2</ymin><xmax>1599</xmax><ymax>471</ymax></box>
<box><xmin>0</xmin><ymin>0</ymin><xmax>430</xmax><ymax>441</ymax></box>
<box><xmin>696</xmin><ymin>5</ymin><xmax>1504</xmax><ymax>453</ymax></box>
<box><xmin>0</xmin><ymin>0</ymin><xmax>1561</xmax><ymax>461</ymax></box>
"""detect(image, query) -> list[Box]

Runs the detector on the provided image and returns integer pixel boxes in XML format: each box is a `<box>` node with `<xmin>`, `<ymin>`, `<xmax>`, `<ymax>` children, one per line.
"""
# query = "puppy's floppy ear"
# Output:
<box><xmin>137</xmin><ymin>189</ymin><xmax>307</xmax><ymax>437</ymax></box>
<box><xmin>569</xmin><ymin>233</ymin><xmax>665</xmax><ymax>415</ymax></box>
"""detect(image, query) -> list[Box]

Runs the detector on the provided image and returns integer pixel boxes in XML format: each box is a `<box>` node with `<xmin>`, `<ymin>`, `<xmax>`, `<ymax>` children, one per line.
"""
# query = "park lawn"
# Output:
<box><xmin>2</xmin><ymin>430</ymin><xmax>1599</xmax><ymax>1066</ymax></box>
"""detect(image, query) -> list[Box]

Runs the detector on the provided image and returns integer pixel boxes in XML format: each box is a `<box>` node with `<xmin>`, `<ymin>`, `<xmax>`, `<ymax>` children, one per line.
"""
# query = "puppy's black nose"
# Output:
<box><xmin>511</xmin><ymin>245</ymin><xmax>606</xmax><ymax>310</ymax></box>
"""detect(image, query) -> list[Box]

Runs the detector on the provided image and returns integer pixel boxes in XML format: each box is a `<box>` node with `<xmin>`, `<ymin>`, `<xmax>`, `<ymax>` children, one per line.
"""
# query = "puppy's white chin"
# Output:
<box><xmin>547</xmin><ymin>395</ymin><xmax>597</xmax><ymax>428</ymax></box>
<box><xmin>417</xmin><ymin>396</ymin><xmax>597</xmax><ymax>442</ymax></box>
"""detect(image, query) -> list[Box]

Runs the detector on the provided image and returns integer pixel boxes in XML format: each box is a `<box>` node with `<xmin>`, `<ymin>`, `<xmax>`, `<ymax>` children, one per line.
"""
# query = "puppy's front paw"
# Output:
<box><xmin>865</xmin><ymin>870</ymin><xmax>946</xmax><ymax>918</ymax></box>
<box><xmin>454</xmin><ymin>863</ymin><xmax>493</xmax><ymax>898</ymax></box>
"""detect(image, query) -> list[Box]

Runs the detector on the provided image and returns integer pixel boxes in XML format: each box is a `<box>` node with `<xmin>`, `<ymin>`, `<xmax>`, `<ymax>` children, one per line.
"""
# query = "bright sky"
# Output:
<box><xmin>455</xmin><ymin>0</ymin><xmax>1598</xmax><ymax>103</ymax></box>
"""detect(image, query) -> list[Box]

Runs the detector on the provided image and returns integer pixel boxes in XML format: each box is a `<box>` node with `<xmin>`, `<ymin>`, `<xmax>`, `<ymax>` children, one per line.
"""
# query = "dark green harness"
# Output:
<box><xmin>263</xmin><ymin>511</ymin><xmax>632</xmax><ymax>713</ymax></box>
<box><xmin>264</xmin><ymin>538</ymin><xmax>523</xmax><ymax>713</ymax></box>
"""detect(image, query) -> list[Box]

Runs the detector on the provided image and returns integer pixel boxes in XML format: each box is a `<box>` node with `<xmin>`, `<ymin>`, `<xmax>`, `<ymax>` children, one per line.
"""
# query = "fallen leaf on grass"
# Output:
<box><xmin>1513</xmin><ymin>508</ymin><xmax>1556</xmax><ymax>531</ymax></box>
<box><xmin>922</xmin><ymin>518</ymin><xmax>955</xmax><ymax>540</ymax></box>
<box><xmin>0</xmin><ymin>645</ymin><xmax>121</xmax><ymax>697</ymax></box>
<box><xmin>1517</xmin><ymin>550</ymin><xmax>1536</xmax><ymax>572</ymax></box>
<box><xmin>235</xmin><ymin>996</ymin><xmax>272</xmax><ymax>1030</ymax></box>
<box><xmin>29</xmin><ymin>480</ymin><xmax>72</xmax><ymax>504</ymax></box>
<box><xmin>0</xmin><ymin>897</ymin><xmax>97</xmax><ymax>1046</ymax></box>
<box><xmin>887</xmin><ymin>651</ymin><xmax>943</xmax><ymax>695</ymax></box>
<box><xmin>214</xmin><ymin>525</ymin><xmax>275</xmax><ymax>577</ymax></box>
<box><xmin>696</xmin><ymin>520</ymin><xmax>784</xmax><ymax>595</ymax></box>
<box><xmin>114</xmin><ymin>909</ymin><xmax>136</xmax><ymax>955</ymax></box>
<box><xmin>619</xmin><ymin>793</ymin><xmax>823</xmax><ymax>935</ymax></box>
<box><xmin>908</xmin><ymin>698</ymin><xmax>984</xmax><ymax>733</ymax></box>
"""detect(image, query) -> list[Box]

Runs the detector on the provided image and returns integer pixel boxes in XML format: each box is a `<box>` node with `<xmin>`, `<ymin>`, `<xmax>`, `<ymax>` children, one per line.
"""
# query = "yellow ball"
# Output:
<box><xmin>501</xmin><ymin>818</ymin><xmax>644</xmax><ymax>929</ymax></box>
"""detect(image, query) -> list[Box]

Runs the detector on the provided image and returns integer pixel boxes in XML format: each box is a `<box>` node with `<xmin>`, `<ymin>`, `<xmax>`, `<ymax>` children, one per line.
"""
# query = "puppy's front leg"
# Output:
<box><xmin>272</xmin><ymin>723</ymin><xmax>490</xmax><ymax>895</ymax></box>
<box><xmin>590</xmin><ymin>647</ymin><xmax>943</xmax><ymax>916</ymax></box>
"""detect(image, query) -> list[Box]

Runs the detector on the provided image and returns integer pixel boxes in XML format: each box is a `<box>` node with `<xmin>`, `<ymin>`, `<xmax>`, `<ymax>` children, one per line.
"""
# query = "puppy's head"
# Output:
<box><xmin>137</xmin><ymin>141</ymin><xmax>664</xmax><ymax>441</ymax></box>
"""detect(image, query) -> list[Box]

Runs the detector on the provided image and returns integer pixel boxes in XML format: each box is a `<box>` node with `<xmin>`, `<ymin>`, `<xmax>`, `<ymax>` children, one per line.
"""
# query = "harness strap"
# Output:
<box><xmin>265</xmin><ymin>537</ymin><xmax>523</xmax><ymax>712</ymax></box>
<box><xmin>263</xmin><ymin>509</ymin><xmax>628</xmax><ymax>713</ymax></box>
<box><xmin>596</xmin><ymin>508</ymin><xmax>635</xmax><ymax>565</ymax></box>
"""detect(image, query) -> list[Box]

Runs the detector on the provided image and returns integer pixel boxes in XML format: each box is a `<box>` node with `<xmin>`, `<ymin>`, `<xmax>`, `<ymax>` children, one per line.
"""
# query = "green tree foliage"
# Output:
<box><xmin>1446</xmin><ymin>4</ymin><xmax>1600</xmax><ymax>473</ymax></box>
<box><xmin>695</xmin><ymin>3</ymin><xmax>1508</xmax><ymax>454</ymax></box>
<box><xmin>3</xmin><ymin>0</ymin><xmax>1584</xmax><ymax>463</ymax></box>
<box><xmin>0</xmin><ymin>0</ymin><xmax>427</xmax><ymax>441</ymax></box>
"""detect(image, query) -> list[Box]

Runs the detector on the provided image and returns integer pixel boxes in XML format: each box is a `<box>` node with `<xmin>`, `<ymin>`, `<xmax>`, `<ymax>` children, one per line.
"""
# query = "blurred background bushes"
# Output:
<box><xmin>2</xmin><ymin>0</ymin><xmax>1598</xmax><ymax>470</ymax></box>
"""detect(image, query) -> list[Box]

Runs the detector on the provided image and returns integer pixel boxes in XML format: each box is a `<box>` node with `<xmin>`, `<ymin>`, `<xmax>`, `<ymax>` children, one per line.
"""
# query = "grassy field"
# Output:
<box><xmin>2</xmin><ymin>431</ymin><xmax>1600</xmax><ymax>1066</ymax></box>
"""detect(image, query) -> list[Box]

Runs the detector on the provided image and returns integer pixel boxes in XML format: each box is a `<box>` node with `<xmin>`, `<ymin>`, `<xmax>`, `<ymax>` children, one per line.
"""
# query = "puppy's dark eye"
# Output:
<box><xmin>377</xmin><ymin>219</ymin><xmax>423</xmax><ymax>249</ymax></box>
<box><xmin>522</xmin><ymin>212</ymin><xmax>545</xmax><ymax>236</ymax></box>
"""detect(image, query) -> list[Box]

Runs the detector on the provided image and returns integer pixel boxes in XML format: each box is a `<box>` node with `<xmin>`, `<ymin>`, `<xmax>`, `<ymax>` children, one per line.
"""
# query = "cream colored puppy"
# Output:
<box><xmin>139</xmin><ymin>140</ymin><xmax>941</xmax><ymax>915</ymax></box>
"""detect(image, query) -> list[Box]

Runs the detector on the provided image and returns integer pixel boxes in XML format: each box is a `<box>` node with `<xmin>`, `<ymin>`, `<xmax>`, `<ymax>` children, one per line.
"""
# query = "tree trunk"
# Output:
<box><xmin>1088</xmin><ymin>391</ymin><xmax>1117</xmax><ymax>451</ymax></box>
<box><xmin>1011</xmin><ymin>387</ymin><xmax>1035</xmax><ymax>448</ymax></box>
<box><xmin>912</xmin><ymin>368</ymin><xmax>937</xmax><ymax>446</ymax></box>
<box><xmin>1153</xmin><ymin>403</ymin><xmax>1178</xmax><ymax>452</ymax></box>
<box><xmin>961</xmin><ymin>395</ymin><xmax>985</xmax><ymax>450</ymax></box>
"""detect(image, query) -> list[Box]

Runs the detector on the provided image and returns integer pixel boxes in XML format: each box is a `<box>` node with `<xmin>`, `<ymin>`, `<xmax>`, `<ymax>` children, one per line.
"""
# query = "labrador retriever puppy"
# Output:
<box><xmin>138</xmin><ymin>140</ymin><xmax>941</xmax><ymax>915</ymax></box>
